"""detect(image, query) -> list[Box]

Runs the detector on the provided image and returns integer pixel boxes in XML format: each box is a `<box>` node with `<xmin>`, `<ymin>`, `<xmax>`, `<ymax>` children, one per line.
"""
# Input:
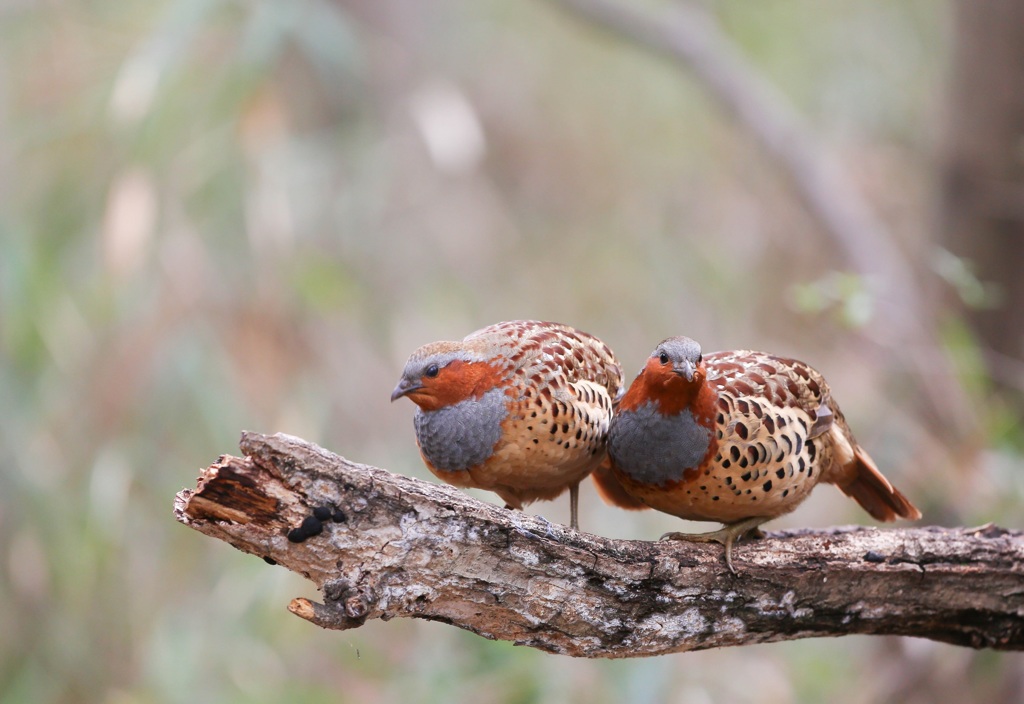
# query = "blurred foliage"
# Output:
<box><xmin>789</xmin><ymin>272</ymin><xmax>874</xmax><ymax>329</ymax></box>
<box><xmin>1</xmin><ymin>0</ymin><xmax>1021</xmax><ymax>702</ymax></box>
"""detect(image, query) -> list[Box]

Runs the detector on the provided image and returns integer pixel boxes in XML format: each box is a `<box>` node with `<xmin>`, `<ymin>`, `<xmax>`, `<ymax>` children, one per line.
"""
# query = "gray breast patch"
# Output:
<box><xmin>608</xmin><ymin>401</ymin><xmax>711</xmax><ymax>486</ymax></box>
<box><xmin>414</xmin><ymin>386</ymin><xmax>508</xmax><ymax>472</ymax></box>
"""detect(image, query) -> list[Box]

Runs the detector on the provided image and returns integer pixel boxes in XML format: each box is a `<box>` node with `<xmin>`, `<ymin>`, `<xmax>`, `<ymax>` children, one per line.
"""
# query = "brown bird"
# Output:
<box><xmin>598</xmin><ymin>336</ymin><xmax>921</xmax><ymax>572</ymax></box>
<box><xmin>391</xmin><ymin>320</ymin><xmax>624</xmax><ymax>530</ymax></box>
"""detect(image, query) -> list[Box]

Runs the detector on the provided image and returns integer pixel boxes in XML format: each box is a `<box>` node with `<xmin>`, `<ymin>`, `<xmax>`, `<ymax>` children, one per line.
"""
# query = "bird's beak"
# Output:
<box><xmin>674</xmin><ymin>359</ymin><xmax>696</xmax><ymax>382</ymax></box>
<box><xmin>390</xmin><ymin>377</ymin><xmax>422</xmax><ymax>402</ymax></box>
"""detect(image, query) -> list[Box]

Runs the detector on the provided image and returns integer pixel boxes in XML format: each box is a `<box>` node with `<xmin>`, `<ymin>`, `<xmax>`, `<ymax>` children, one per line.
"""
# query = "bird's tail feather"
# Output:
<box><xmin>839</xmin><ymin>447</ymin><xmax>922</xmax><ymax>522</ymax></box>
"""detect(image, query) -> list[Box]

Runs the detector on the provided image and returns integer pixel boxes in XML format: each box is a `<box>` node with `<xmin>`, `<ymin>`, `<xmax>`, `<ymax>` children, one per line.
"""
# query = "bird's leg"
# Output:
<box><xmin>569</xmin><ymin>481</ymin><xmax>580</xmax><ymax>531</ymax></box>
<box><xmin>660</xmin><ymin>516</ymin><xmax>770</xmax><ymax>574</ymax></box>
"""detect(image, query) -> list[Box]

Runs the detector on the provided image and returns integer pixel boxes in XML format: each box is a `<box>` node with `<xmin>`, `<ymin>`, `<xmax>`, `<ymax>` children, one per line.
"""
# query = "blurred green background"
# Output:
<box><xmin>3</xmin><ymin>0</ymin><xmax>1022</xmax><ymax>702</ymax></box>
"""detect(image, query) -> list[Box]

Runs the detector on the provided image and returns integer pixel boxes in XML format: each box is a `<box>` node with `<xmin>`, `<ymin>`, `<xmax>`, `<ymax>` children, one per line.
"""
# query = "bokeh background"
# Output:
<box><xmin>3</xmin><ymin>0</ymin><xmax>1023</xmax><ymax>702</ymax></box>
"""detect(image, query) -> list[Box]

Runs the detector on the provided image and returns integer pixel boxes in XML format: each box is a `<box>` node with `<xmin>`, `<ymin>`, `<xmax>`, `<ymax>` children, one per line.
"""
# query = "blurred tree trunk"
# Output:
<box><xmin>941</xmin><ymin>0</ymin><xmax>1024</xmax><ymax>404</ymax></box>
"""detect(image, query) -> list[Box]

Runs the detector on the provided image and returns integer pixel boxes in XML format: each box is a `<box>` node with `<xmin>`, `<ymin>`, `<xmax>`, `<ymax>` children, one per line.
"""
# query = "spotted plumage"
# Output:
<box><xmin>392</xmin><ymin>320</ymin><xmax>623</xmax><ymax>530</ymax></box>
<box><xmin>600</xmin><ymin>336</ymin><xmax>921</xmax><ymax>571</ymax></box>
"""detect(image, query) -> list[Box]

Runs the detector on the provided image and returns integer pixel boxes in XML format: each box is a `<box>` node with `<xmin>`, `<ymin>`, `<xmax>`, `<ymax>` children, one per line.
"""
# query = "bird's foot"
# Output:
<box><xmin>534</xmin><ymin>514</ymin><xmax>559</xmax><ymax>539</ymax></box>
<box><xmin>660</xmin><ymin>516</ymin><xmax>769</xmax><ymax>574</ymax></box>
<box><xmin>506</xmin><ymin>507</ymin><xmax>558</xmax><ymax>540</ymax></box>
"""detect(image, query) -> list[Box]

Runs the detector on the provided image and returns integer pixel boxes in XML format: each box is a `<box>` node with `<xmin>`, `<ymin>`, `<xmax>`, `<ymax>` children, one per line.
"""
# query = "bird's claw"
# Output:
<box><xmin>508</xmin><ymin>510</ymin><xmax>559</xmax><ymax>541</ymax></box>
<box><xmin>659</xmin><ymin>517</ymin><xmax>768</xmax><ymax>574</ymax></box>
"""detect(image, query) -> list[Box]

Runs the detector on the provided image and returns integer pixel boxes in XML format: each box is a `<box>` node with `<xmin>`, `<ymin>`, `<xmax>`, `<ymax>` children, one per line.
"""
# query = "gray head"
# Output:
<box><xmin>649</xmin><ymin>336</ymin><xmax>703</xmax><ymax>382</ymax></box>
<box><xmin>391</xmin><ymin>342</ymin><xmax>468</xmax><ymax>402</ymax></box>
<box><xmin>391</xmin><ymin>340</ymin><xmax>498</xmax><ymax>408</ymax></box>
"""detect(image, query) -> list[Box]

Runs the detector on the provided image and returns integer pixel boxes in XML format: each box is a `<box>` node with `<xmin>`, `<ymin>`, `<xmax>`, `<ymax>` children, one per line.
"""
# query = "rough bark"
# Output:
<box><xmin>174</xmin><ymin>432</ymin><xmax>1024</xmax><ymax>657</ymax></box>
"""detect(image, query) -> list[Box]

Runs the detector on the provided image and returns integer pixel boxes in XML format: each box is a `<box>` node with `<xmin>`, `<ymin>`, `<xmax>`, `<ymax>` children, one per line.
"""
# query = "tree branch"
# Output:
<box><xmin>174</xmin><ymin>432</ymin><xmax>1023</xmax><ymax>656</ymax></box>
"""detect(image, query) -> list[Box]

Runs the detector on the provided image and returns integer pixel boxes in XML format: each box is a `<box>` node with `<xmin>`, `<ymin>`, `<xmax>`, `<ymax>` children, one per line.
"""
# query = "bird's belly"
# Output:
<box><xmin>482</xmin><ymin>415</ymin><xmax>605</xmax><ymax>490</ymax></box>
<box><xmin>616</xmin><ymin>449</ymin><xmax>823</xmax><ymax>523</ymax></box>
<box><xmin>415</xmin><ymin>388</ymin><xmax>606</xmax><ymax>492</ymax></box>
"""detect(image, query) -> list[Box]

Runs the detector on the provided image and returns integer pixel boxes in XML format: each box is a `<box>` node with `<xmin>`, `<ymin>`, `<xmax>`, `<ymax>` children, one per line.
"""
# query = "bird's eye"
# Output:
<box><xmin>697</xmin><ymin>354</ymin><xmax>703</xmax><ymax>364</ymax></box>
<box><xmin>425</xmin><ymin>363</ymin><xmax>440</xmax><ymax>378</ymax></box>
<box><xmin>659</xmin><ymin>352</ymin><xmax>669</xmax><ymax>365</ymax></box>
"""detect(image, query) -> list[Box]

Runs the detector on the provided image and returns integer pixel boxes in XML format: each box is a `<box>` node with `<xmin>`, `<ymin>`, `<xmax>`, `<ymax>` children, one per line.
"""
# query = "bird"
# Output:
<box><xmin>391</xmin><ymin>320</ymin><xmax>624</xmax><ymax>530</ymax></box>
<box><xmin>598</xmin><ymin>336</ymin><xmax>921</xmax><ymax>572</ymax></box>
